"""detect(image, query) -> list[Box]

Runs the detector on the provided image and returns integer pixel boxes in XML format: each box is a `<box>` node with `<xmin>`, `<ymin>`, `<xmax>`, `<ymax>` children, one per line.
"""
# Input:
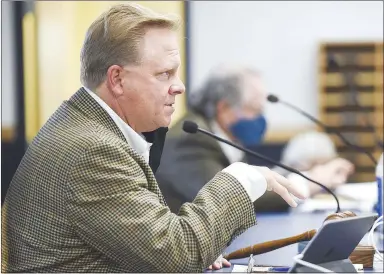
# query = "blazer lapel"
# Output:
<box><xmin>66</xmin><ymin>87</ymin><xmax>126</xmax><ymax>143</ymax></box>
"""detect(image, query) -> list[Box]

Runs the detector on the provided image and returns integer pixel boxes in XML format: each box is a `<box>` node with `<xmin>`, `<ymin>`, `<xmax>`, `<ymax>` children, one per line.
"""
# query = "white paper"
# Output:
<box><xmin>335</xmin><ymin>182</ymin><xmax>377</xmax><ymax>202</ymax></box>
<box><xmin>232</xmin><ymin>264</ymin><xmax>271</xmax><ymax>273</ymax></box>
<box><xmin>292</xmin><ymin>182</ymin><xmax>377</xmax><ymax>213</ymax></box>
<box><xmin>232</xmin><ymin>264</ymin><xmax>249</xmax><ymax>273</ymax></box>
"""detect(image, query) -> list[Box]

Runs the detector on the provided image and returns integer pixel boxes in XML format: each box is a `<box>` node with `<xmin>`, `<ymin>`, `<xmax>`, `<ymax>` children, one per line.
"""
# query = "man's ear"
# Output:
<box><xmin>216</xmin><ymin>100</ymin><xmax>238</xmax><ymax>127</ymax></box>
<box><xmin>106</xmin><ymin>65</ymin><xmax>124</xmax><ymax>97</ymax></box>
<box><xmin>216</xmin><ymin>100</ymin><xmax>231</xmax><ymax>113</ymax></box>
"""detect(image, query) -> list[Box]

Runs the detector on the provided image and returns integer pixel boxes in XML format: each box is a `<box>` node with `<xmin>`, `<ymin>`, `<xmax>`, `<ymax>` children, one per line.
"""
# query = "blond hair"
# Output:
<box><xmin>80</xmin><ymin>3</ymin><xmax>181</xmax><ymax>90</ymax></box>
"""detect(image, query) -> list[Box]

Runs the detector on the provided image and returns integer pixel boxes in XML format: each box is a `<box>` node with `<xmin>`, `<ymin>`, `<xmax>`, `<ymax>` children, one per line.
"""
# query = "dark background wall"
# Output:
<box><xmin>2</xmin><ymin>1</ymin><xmax>28</xmax><ymax>204</ymax></box>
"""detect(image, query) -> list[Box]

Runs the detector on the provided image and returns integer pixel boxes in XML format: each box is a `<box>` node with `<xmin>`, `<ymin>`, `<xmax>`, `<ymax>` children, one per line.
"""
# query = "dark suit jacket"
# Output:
<box><xmin>2</xmin><ymin>88</ymin><xmax>257</xmax><ymax>273</ymax></box>
<box><xmin>156</xmin><ymin>113</ymin><xmax>290</xmax><ymax>214</ymax></box>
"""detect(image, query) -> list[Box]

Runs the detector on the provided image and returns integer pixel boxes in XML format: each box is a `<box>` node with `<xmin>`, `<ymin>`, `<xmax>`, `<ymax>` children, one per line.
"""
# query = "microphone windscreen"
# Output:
<box><xmin>267</xmin><ymin>94</ymin><xmax>279</xmax><ymax>103</ymax></box>
<box><xmin>182</xmin><ymin>121</ymin><xmax>198</xmax><ymax>134</ymax></box>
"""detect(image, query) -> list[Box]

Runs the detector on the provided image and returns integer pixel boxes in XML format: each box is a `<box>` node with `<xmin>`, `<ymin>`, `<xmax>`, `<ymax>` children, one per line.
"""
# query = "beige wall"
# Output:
<box><xmin>33</xmin><ymin>1</ymin><xmax>186</xmax><ymax>136</ymax></box>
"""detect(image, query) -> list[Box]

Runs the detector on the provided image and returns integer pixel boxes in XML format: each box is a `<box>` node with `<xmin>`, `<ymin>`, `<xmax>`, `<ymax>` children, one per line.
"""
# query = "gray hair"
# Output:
<box><xmin>189</xmin><ymin>65</ymin><xmax>259</xmax><ymax>119</ymax></box>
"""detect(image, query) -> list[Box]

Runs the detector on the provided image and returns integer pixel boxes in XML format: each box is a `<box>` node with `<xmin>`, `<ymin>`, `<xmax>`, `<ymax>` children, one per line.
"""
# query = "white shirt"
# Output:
<box><xmin>85</xmin><ymin>88</ymin><xmax>267</xmax><ymax>203</ymax></box>
<box><xmin>210</xmin><ymin>121</ymin><xmax>244</xmax><ymax>164</ymax></box>
<box><xmin>85</xmin><ymin>87</ymin><xmax>153</xmax><ymax>163</ymax></box>
<box><xmin>210</xmin><ymin>121</ymin><xmax>267</xmax><ymax>202</ymax></box>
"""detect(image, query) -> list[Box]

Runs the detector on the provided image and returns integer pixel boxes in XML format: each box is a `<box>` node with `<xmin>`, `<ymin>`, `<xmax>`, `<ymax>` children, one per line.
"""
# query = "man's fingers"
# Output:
<box><xmin>212</xmin><ymin>262</ymin><xmax>221</xmax><ymax>270</ymax></box>
<box><xmin>329</xmin><ymin>158</ymin><xmax>355</xmax><ymax>174</ymax></box>
<box><xmin>254</xmin><ymin>166</ymin><xmax>305</xmax><ymax>206</ymax></box>
<box><xmin>273</xmin><ymin>172</ymin><xmax>307</xmax><ymax>200</ymax></box>
<box><xmin>222</xmin><ymin>258</ymin><xmax>231</xmax><ymax>267</ymax></box>
<box><xmin>270</xmin><ymin>179</ymin><xmax>298</xmax><ymax>207</ymax></box>
<box><xmin>207</xmin><ymin>255</ymin><xmax>230</xmax><ymax>270</ymax></box>
<box><xmin>340</xmin><ymin>163</ymin><xmax>354</xmax><ymax>175</ymax></box>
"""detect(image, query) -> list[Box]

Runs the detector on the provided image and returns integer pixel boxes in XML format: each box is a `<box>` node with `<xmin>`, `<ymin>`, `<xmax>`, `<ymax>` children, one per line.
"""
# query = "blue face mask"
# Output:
<box><xmin>229</xmin><ymin>115</ymin><xmax>267</xmax><ymax>146</ymax></box>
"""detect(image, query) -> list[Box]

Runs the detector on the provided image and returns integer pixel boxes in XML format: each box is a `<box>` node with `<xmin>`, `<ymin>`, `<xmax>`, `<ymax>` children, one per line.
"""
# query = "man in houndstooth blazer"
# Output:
<box><xmin>2</xmin><ymin>3</ymin><xmax>305</xmax><ymax>273</ymax></box>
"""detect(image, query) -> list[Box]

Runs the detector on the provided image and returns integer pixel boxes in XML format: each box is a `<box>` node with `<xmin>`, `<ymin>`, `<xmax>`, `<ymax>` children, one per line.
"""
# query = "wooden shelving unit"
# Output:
<box><xmin>318</xmin><ymin>42</ymin><xmax>383</xmax><ymax>183</ymax></box>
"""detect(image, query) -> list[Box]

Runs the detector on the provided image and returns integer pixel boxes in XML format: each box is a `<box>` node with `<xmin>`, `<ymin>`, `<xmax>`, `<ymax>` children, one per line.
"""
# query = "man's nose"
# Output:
<box><xmin>169</xmin><ymin>79</ymin><xmax>185</xmax><ymax>95</ymax></box>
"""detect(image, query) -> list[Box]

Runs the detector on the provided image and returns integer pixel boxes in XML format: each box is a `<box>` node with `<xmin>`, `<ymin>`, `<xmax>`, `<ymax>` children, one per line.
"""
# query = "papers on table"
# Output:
<box><xmin>292</xmin><ymin>182</ymin><xmax>377</xmax><ymax>213</ymax></box>
<box><xmin>232</xmin><ymin>264</ymin><xmax>281</xmax><ymax>273</ymax></box>
<box><xmin>232</xmin><ymin>264</ymin><xmax>364</xmax><ymax>273</ymax></box>
<box><xmin>335</xmin><ymin>181</ymin><xmax>376</xmax><ymax>202</ymax></box>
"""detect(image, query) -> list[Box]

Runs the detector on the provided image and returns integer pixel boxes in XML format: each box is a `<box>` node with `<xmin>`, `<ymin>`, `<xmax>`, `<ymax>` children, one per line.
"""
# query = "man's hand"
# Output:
<box><xmin>253</xmin><ymin>166</ymin><xmax>307</xmax><ymax>207</ymax></box>
<box><xmin>207</xmin><ymin>255</ymin><xmax>231</xmax><ymax>270</ymax></box>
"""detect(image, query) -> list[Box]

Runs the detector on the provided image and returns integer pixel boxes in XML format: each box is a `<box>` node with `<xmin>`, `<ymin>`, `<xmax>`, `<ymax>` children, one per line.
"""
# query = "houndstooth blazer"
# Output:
<box><xmin>2</xmin><ymin>88</ymin><xmax>256</xmax><ymax>273</ymax></box>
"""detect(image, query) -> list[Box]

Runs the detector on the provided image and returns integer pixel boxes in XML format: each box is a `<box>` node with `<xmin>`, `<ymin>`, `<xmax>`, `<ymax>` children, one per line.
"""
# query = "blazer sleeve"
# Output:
<box><xmin>65</xmin><ymin>140</ymin><xmax>256</xmax><ymax>273</ymax></box>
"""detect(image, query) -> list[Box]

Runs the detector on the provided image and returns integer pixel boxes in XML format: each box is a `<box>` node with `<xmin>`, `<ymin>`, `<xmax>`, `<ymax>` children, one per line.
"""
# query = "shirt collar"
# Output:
<box><xmin>84</xmin><ymin>87</ymin><xmax>152</xmax><ymax>161</ymax></box>
<box><xmin>210</xmin><ymin>120</ymin><xmax>244</xmax><ymax>164</ymax></box>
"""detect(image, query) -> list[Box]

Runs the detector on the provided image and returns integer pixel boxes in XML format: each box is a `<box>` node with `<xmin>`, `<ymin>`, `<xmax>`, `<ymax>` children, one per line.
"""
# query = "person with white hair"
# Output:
<box><xmin>156</xmin><ymin>64</ymin><xmax>354</xmax><ymax>214</ymax></box>
<box><xmin>277</xmin><ymin>130</ymin><xmax>354</xmax><ymax>198</ymax></box>
<box><xmin>281</xmin><ymin>131</ymin><xmax>338</xmax><ymax>171</ymax></box>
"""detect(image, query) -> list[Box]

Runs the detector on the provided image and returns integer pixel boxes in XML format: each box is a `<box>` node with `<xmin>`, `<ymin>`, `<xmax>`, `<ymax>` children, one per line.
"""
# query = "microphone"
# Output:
<box><xmin>267</xmin><ymin>94</ymin><xmax>378</xmax><ymax>166</ymax></box>
<box><xmin>182</xmin><ymin>120</ymin><xmax>341</xmax><ymax>213</ymax></box>
<box><xmin>327</xmin><ymin>55</ymin><xmax>383</xmax><ymax>150</ymax></box>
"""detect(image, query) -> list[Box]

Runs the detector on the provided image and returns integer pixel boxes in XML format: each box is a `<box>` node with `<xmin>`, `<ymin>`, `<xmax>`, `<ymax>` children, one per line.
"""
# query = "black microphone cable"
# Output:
<box><xmin>182</xmin><ymin>120</ymin><xmax>341</xmax><ymax>213</ymax></box>
<box><xmin>267</xmin><ymin>94</ymin><xmax>377</xmax><ymax>166</ymax></box>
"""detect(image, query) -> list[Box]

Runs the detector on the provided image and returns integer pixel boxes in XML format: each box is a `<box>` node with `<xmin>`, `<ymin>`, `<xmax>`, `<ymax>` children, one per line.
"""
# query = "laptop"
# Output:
<box><xmin>289</xmin><ymin>213</ymin><xmax>378</xmax><ymax>273</ymax></box>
